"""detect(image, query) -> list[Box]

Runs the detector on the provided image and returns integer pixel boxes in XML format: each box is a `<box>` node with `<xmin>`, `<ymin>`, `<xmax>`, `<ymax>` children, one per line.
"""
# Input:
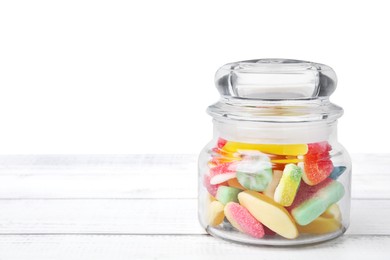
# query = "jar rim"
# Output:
<box><xmin>207</xmin><ymin>97</ymin><xmax>343</xmax><ymax>123</ymax></box>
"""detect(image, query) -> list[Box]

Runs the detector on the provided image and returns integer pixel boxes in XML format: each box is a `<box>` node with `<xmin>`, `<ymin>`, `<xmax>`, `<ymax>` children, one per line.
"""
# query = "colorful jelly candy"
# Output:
<box><xmin>203</xmin><ymin>175</ymin><xmax>227</xmax><ymax>197</ymax></box>
<box><xmin>289</xmin><ymin>179</ymin><xmax>345</xmax><ymax>225</ymax></box>
<box><xmin>227</xmin><ymin>178</ymin><xmax>246</xmax><ymax>190</ymax></box>
<box><xmin>204</xmin><ymin>138</ymin><xmax>348</xmax><ymax>240</ymax></box>
<box><xmin>301</xmin><ymin>142</ymin><xmax>334</xmax><ymax>185</ymax></box>
<box><xmin>274</xmin><ymin>164</ymin><xmax>303</xmax><ymax>206</ymax></box>
<box><xmin>216</xmin><ymin>186</ymin><xmax>242</xmax><ymax>205</ymax></box>
<box><xmin>209</xmin><ymin>162</ymin><xmax>237</xmax><ymax>184</ymax></box>
<box><xmin>329</xmin><ymin>166</ymin><xmax>347</xmax><ymax>180</ymax></box>
<box><xmin>263</xmin><ymin>170</ymin><xmax>283</xmax><ymax>198</ymax></box>
<box><xmin>236</xmin><ymin>159</ymin><xmax>273</xmax><ymax>191</ymax></box>
<box><xmin>208</xmin><ymin>200</ymin><xmax>225</xmax><ymax>226</ymax></box>
<box><xmin>217</xmin><ymin>138</ymin><xmax>227</xmax><ymax>149</ymax></box>
<box><xmin>297</xmin><ymin>203</ymin><xmax>341</xmax><ymax>234</ymax></box>
<box><xmin>238</xmin><ymin>190</ymin><xmax>298</xmax><ymax>239</ymax></box>
<box><xmin>297</xmin><ymin>216</ymin><xmax>341</xmax><ymax>234</ymax></box>
<box><xmin>224</xmin><ymin>202</ymin><xmax>265</xmax><ymax>238</ymax></box>
<box><xmin>221</xmin><ymin>141</ymin><xmax>308</xmax><ymax>156</ymax></box>
<box><xmin>322</xmin><ymin>203</ymin><xmax>342</xmax><ymax>221</ymax></box>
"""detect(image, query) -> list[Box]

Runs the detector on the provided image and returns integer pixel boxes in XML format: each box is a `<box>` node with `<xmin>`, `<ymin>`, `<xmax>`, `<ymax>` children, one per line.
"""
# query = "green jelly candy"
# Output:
<box><xmin>216</xmin><ymin>186</ymin><xmax>242</xmax><ymax>205</ymax></box>
<box><xmin>292</xmin><ymin>180</ymin><xmax>345</xmax><ymax>225</ymax></box>
<box><xmin>236</xmin><ymin>160</ymin><xmax>273</xmax><ymax>191</ymax></box>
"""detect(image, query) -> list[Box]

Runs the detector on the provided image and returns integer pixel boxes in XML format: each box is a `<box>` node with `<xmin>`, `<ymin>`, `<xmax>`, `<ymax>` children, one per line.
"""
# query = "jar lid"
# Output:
<box><xmin>208</xmin><ymin>59</ymin><xmax>343</xmax><ymax>122</ymax></box>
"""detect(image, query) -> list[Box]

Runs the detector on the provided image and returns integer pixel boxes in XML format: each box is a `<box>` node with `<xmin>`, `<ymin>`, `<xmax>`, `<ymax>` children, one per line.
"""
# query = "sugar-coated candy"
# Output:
<box><xmin>238</xmin><ymin>190</ymin><xmax>298</xmax><ymax>239</ymax></box>
<box><xmin>208</xmin><ymin>200</ymin><xmax>225</xmax><ymax>226</ymax></box>
<box><xmin>227</xmin><ymin>178</ymin><xmax>246</xmax><ymax>190</ymax></box>
<box><xmin>224</xmin><ymin>202</ymin><xmax>265</xmax><ymax>238</ymax></box>
<box><xmin>329</xmin><ymin>166</ymin><xmax>347</xmax><ymax>180</ymax></box>
<box><xmin>274</xmin><ymin>164</ymin><xmax>303</xmax><ymax>206</ymax></box>
<box><xmin>221</xmin><ymin>141</ymin><xmax>308</xmax><ymax>156</ymax></box>
<box><xmin>212</xmin><ymin>147</ymin><xmax>239</xmax><ymax>159</ymax></box>
<box><xmin>209</xmin><ymin>162</ymin><xmax>237</xmax><ymax>185</ymax></box>
<box><xmin>322</xmin><ymin>203</ymin><xmax>341</xmax><ymax>221</ymax></box>
<box><xmin>236</xmin><ymin>159</ymin><xmax>273</xmax><ymax>191</ymax></box>
<box><xmin>217</xmin><ymin>138</ymin><xmax>227</xmax><ymax>149</ymax></box>
<box><xmin>297</xmin><ymin>203</ymin><xmax>341</xmax><ymax>234</ymax></box>
<box><xmin>216</xmin><ymin>186</ymin><xmax>242</xmax><ymax>205</ymax></box>
<box><xmin>203</xmin><ymin>175</ymin><xmax>227</xmax><ymax>197</ymax></box>
<box><xmin>301</xmin><ymin>142</ymin><xmax>334</xmax><ymax>186</ymax></box>
<box><xmin>263</xmin><ymin>170</ymin><xmax>283</xmax><ymax>198</ymax></box>
<box><xmin>290</xmin><ymin>179</ymin><xmax>345</xmax><ymax>225</ymax></box>
<box><xmin>204</xmin><ymin>137</ymin><xmax>348</xmax><ymax>241</ymax></box>
<box><xmin>210</xmin><ymin>156</ymin><xmax>237</xmax><ymax>166</ymax></box>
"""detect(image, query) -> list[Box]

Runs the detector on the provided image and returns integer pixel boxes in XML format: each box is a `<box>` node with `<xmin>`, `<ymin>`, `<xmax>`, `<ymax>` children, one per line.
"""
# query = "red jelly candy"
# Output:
<box><xmin>302</xmin><ymin>142</ymin><xmax>334</xmax><ymax>186</ymax></box>
<box><xmin>209</xmin><ymin>162</ymin><xmax>237</xmax><ymax>185</ymax></box>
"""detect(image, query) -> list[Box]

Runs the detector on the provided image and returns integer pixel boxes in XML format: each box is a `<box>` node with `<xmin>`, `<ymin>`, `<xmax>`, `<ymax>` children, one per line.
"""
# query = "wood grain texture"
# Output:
<box><xmin>0</xmin><ymin>199</ymin><xmax>388</xmax><ymax>235</ymax></box>
<box><xmin>0</xmin><ymin>154</ymin><xmax>388</xmax><ymax>258</ymax></box>
<box><xmin>0</xmin><ymin>235</ymin><xmax>389</xmax><ymax>260</ymax></box>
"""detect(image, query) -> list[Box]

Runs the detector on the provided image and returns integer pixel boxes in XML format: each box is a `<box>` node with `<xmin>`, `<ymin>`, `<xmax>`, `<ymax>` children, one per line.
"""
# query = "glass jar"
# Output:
<box><xmin>198</xmin><ymin>59</ymin><xmax>351</xmax><ymax>246</ymax></box>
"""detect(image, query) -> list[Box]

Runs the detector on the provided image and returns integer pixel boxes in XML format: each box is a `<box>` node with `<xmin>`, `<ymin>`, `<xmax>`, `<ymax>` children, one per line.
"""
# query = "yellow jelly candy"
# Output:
<box><xmin>238</xmin><ymin>190</ymin><xmax>298</xmax><ymax>239</ymax></box>
<box><xmin>207</xmin><ymin>200</ymin><xmax>225</xmax><ymax>226</ymax></box>
<box><xmin>223</xmin><ymin>141</ymin><xmax>308</xmax><ymax>156</ymax></box>
<box><xmin>274</xmin><ymin>164</ymin><xmax>303</xmax><ymax>207</ymax></box>
<box><xmin>321</xmin><ymin>204</ymin><xmax>342</xmax><ymax>221</ymax></box>
<box><xmin>271</xmin><ymin>158</ymin><xmax>303</xmax><ymax>164</ymax></box>
<box><xmin>297</xmin><ymin>217</ymin><xmax>341</xmax><ymax>234</ymax></box>
<box><xmin>263</xmin><ymin>170</ymin><xmax>283</xmax><ymax>198</ymax></box>
<box><xmin>297</xmin><ymin>204</ymin><xmax>342</xmax><ymax>234</ymax></box>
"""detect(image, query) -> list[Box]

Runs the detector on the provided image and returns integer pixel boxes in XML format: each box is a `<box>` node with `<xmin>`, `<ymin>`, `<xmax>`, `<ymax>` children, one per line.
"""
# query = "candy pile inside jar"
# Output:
<box><xmin>204</xmin><ymin>138</ymin><xmax>347</xmax><ymax>239</ymax></box>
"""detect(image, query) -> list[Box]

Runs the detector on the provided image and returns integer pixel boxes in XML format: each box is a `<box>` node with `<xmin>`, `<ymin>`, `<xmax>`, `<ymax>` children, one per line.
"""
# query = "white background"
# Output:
<box><xmin>0</xmin><ymin>0</ymin><xmax>388</xmax><ymax>154</ymax></box>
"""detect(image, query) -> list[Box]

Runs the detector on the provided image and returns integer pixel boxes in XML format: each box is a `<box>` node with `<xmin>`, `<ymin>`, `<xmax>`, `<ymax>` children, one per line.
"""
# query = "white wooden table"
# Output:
<box><xmin>0</xmin><ymin>154</ymin><xmax>389</xmax><ymax>259</ymax></box>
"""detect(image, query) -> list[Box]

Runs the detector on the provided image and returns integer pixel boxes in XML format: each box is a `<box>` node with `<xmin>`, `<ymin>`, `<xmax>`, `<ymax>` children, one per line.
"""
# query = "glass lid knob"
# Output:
<box><xmin>215</xmin><ymin>59</ymin><xmax>337</xmax><ymax>100</ymax></box>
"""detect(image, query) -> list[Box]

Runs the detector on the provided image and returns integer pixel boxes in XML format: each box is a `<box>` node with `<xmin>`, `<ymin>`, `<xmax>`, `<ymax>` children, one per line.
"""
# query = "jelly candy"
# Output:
<box><xmin>236</xmin><ymin>159</ymin><xmax>273</xmax><ymax>191</ymax></box>
<box><xmin>203</xmin><ymin>175</ymin><xmax>227</xmax><ymax>197</ymax></box>
<box><xmin>274</xmin><ymin>164</ymin><xmax>303</xmax><ymax>206</ymax></box>
<box><xmin>209</xmin><ymin>162</ymin><xmax>237</xmax><ymax>184</ymax></box>
<box><xmin>301</xmin><ymin>142</ymin><xmax>334</xmax><ymax>185</ymax></box>
<box><xmin>263</xmin><ymin>170</ymin><xmax>283</xmax><ymax>198</ymax></box>
<box><xmin>216</xmin><ymin>186</ymin><xmax>242</xmax><ymax>205</ymax></box>
<box><xmin>227</xmin><ymin>178</ymin><xmax>246</xmax><ymax>190</ymax></box>
<box><xmin>238</xmin><ymin>190</ymin><xmax>298</xmax><ymax>239</ymax></box>
<box><xmin>297</xmin><ymin>204</ymin><xmax>342</xmax><ymax>234</ymax></box>
<box><xmin>224</xmin><ymin>202</ymin><xmax>265</xmax><ymax>238</ymax></box>
<box><xmin>208</xmin><ymin>200</ymin><xmax>225</xmax><ymax>226</ymax></box>
<box><xmin>221</xmin><ymin>141</ymin><xmax>308</xmax><ymax>156</ymax></box>
<box><xmin>329</xmin><ymin>166</ymin><xmax>347</xmax><ymax>180</ymax></box>
<box><xmin>204</xmin><ymin>138</ymin><xmax>347</xmax><ymax>241</ymax></box>
<box><xmin>289</xmin><ymin>179</ymin><xmax>345</xmax><ymax>225</ymax></box>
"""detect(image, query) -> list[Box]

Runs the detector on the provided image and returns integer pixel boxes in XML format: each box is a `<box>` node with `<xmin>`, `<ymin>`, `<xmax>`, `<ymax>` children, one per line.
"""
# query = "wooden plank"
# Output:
<box><xmin>0</xmin><ymin>154</ymin><xmax>388</xmax><ymax>199</ymax></box>
<box><xmin>0</xmin><ymin>234</ymin><xmax>389</xmax><ymax>260</ymax></box>
<box><xmin>0</xmin><ymin>155</ymin><xmax>198</xmax><ymax>199</ymax></box>
<box><xmin>0</xmin><ymin>198</ymin><xmax>387</xmax><ymax>235</ymax></box>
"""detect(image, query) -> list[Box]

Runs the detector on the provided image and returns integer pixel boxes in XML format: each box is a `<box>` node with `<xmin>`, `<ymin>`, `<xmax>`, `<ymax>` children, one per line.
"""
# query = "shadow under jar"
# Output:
<box><xmin>198</xmin><ymin>59</ymin><xmax>351</xmax><ymax>246</ymax></box>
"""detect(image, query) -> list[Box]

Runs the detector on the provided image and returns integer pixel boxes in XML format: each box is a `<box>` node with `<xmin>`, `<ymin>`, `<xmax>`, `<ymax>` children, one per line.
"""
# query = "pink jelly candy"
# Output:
<box><xmin>224</xmin><ymin>202</ymin><xmax>265</xmax><ymax>238</ymax></box>
<box><xmin>203</xmin><ymin>175</ymin><xmax>226</xmax><ymax>197</ymax></box>
<box><xmin>209</xmin><ymin>162</ymin><xmax>237</xmax><ymax>184</ymax></box>
<box><xmin>217</xmin><ymin>138</ymin><xmax>227</xmax><ymax>149</ymax></box>
<box><xmin>287</xmin><ymin>178</ymin><xmax>332</xmax><ymax>211</ymax></box>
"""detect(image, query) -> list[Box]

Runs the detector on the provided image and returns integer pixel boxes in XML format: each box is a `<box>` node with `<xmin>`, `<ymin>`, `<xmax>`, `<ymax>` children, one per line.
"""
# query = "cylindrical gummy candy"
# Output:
<box><xmin>274</xmin><ymin>164</ymin><xmax>303</xmax><ymax>206</ymax></box>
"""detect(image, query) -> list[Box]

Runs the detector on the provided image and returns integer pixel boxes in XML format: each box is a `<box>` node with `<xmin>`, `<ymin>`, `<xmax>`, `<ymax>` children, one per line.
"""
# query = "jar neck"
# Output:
<box><xmin>213</xmin><ymin>119</ymin><xmax>338</xmax><ymax>144</ymax></box>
